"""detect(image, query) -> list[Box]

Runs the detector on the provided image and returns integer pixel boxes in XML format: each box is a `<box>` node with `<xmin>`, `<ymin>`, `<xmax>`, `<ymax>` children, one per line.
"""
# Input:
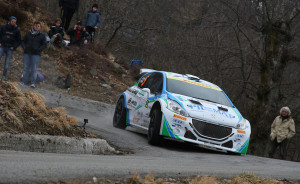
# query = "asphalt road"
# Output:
<box><xmin>0</xmin><ymin>88</ymin><xmax>300</xmax><ymax>183</ymax></box>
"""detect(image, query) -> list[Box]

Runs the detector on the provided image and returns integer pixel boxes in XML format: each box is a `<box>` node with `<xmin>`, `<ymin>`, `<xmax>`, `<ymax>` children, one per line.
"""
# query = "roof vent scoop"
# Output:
<box><xmin>185</xmin><ymin>74</ymin><xmax>200</xmax><ymax>81</ymax></box>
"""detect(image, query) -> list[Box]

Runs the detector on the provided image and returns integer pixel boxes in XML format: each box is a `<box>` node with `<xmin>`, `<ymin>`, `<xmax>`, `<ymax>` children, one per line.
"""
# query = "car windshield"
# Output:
<box><xmin>166</xmin><ymin>77</ymin><xmax>233</xmax><ymax>107</ymax></box>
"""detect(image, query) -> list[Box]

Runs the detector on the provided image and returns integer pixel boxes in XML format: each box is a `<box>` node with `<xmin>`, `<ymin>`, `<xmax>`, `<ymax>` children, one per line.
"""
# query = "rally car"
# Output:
<box><xmin>113</xmin><ymin>69</ymin><xmax>251</xmax><ymax>154</ymax></box>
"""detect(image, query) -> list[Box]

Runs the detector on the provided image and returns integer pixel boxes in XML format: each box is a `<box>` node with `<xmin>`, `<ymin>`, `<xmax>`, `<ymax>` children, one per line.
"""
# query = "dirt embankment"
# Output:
<box><xmin>0</xmin><ymin>0</ymin><xmax>139</xmax><ymax>136</ymax></box>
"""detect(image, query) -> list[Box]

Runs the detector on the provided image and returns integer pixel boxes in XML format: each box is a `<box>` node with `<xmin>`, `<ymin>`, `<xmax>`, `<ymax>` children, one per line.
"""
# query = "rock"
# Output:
<box><xmin>113</xmin><ymin>62</ymin><xmax>121</xmax><ymax>68</ymax></box>
<box><xmin>42</xmin><ymin>54</ymin><xmax>49</xmax><ymax>59</ymax></box>
<box><xmin>90</xmin><ymin>68</ymin><xmax>97</xmax><ymax>76</ymax></box>
<box><xmin>101</xmin><ymin>84</ymin><xmax>111</xmax><ymax>89</ymax></box>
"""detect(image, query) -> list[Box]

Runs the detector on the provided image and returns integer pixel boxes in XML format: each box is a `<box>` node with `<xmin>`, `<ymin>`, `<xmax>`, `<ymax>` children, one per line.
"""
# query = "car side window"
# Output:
<box><xmin>138</xmin><ymin>73</ymin><xmax>152</xmax><ymax>88</ymax></box>
<box><xmin>149</xmin><ymin>73</ymin><xmax>163</xmax><ymax>94</ymax></box>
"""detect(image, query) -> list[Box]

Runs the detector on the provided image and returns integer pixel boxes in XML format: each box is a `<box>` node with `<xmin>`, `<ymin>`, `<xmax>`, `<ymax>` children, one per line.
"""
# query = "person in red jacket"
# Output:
<box><xmin>67</xmin><ymin>21</ymin><xmax>90</xmax><ymax>49</ymax></box>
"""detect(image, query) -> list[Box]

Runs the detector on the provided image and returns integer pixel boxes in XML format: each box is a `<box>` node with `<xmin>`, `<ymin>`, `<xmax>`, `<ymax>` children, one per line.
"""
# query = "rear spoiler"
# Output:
<box><xmin>139</xmin><ymin>68</ymin><xmax>157</xmax><ymax>74</ymax></box>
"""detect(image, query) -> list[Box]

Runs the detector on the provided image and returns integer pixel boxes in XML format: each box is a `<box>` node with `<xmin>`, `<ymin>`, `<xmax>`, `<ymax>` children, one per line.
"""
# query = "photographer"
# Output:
<box><xmin>66</xmin><ymin>21</ymin><xmax>90</xmax><ymax>49</ymax></box>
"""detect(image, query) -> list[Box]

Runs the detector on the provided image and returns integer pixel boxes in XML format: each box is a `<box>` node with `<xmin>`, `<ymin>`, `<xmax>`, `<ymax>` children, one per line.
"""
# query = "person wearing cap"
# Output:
<box><xmin>59</xmin><ymin>0</ymin><xmax>79</xmax><ymax>31</ymax></box>
<box><xmin>269</xmin><ymin>106</ymin><xmax>296</xmax><ymax>159</ymax></box>
<box><xmin>66</xmin><ymin>21</ymin><xmax>90</xmax><ymax>48</ymax></box>
<box><xmin>84</xmin><ymin>3</ymin><xmax>101</xmax><ymax>42</ymax></box>
<box><xmin>0</xmin><ymin>16</ymin><xmax>21</xmax><ymax>81</ymax></box>
<box><xmin>21</xmin><ymin>21</ymin><xmax>47</xmax><ymax>88</ymax></box>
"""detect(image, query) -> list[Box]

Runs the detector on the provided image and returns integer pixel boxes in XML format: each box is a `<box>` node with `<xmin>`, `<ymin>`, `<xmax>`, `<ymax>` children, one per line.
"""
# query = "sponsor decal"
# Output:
<box><xmin>127</xmin><ymin>88</ymin><xmax>138</xmax><ymax>95</ymax></box>
<box><xmin>167</xmin><ymin>76</ymin><xmax>222</xmax><ymax>91</ymax></box>
<box><xmin>173</xmin><ymin>114</ymin><xmax>187</xmax><ymax>121</ymax></box>
<box><xmin>138</xmin><ymin>92</ymin><xmax>145</xmax><ymax>96</ymax></box>
<box><xmin>171</xmin><ymin>123</ymin><xmax>182</xmax><ymax>128</ymax></box>
<box><xmin>187</xmin><ymin>105</ymin><xmax>235</xmax><ymax>119</ymax></box>
<box><xmin>145</xmin><ymin>99</ymin><xmax>155</xmax><ymax>108</ymax></box>
<box><xmin>133</xmin><ymin>116</ymin><xmax>140</xmax><ymax>123</ymax></box>
<box><xmin>236</xmin><ymin>134</ymin><xmax>244</xmax><ymax>138</ymax></box>
<box><xmin>237</xmin><ymin>130</ymin><xmax>246</xmax><ymax>134</ymax></box>
<box><xmin>172</xmin><ymin>118</ymin><xmax>185</xmax><ymax>124</ymax></box>
<box><xmin>128</xmin><ymin>98</ymin><xmax>137</xmax><ymax>108</ymax></box>
<box><xmin>234</xmin><ymin>138</ymin><xmax>241</xmax><ymax>143</ymax></box>
<box><xmin>145</xmin><ymin>100</ymin><xmax>149</xmax><ymax>108</ymax></box>
<box><xmin>137</xmin><ymin>111</ymin><xmax>143</xmax><ymax>117</ymax></box>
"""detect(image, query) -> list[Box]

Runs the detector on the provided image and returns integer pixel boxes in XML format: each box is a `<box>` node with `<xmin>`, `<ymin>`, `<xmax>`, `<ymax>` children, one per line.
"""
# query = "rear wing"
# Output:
<box><xmin>139</xmin><ymin>68</ymin><xmax>157</xmax><ymax>74</ymax></box>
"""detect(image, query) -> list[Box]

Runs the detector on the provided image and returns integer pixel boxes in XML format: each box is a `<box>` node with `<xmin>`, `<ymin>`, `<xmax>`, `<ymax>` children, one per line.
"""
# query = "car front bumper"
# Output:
<box><xmin>160</xmin><ymin>108</ymin><xmax>250</xmax><ymax>154</ymax></box>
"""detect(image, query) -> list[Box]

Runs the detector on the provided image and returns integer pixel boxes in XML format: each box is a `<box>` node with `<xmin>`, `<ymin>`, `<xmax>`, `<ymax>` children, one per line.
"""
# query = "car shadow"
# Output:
<box><xmin>127</xmin><ymin>127</ymin><xmax>225</xmax><ymax>155</ymax></box>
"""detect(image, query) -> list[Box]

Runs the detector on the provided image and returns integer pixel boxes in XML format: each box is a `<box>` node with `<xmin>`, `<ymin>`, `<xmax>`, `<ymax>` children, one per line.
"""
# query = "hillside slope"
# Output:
<box><xmin>0</xmin><ymin>0</ymin><xmax>137</xmax><ymax>136</ymax></box>
<box><xmin>0</xmin><ymin>0</ymin><xmax>137</xmax><ymax>104</ymax></box>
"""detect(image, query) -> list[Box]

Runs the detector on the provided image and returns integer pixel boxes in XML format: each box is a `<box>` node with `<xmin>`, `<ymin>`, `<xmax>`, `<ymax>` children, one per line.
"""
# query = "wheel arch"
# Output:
<box><xmin>150</xmin><ymin>101</ymin><xmax>161</xmax><ymax>117</ymax></box>
<box><xmin>119</xmin><ymin>93</ymin><xmax>127</xmax><ymax>108</ymax></box>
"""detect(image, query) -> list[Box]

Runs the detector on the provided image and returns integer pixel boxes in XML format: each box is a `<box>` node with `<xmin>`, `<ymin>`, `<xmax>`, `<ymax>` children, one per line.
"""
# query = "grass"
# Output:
<box><xmin>0</xmin><ymin>81</ymin><xmax>90</xmax><ymax>137</ymax></box>
<box><xmin>45</xmin><ymin>173</ymin><xmax>298</xmax><ymax>184</ymax></box>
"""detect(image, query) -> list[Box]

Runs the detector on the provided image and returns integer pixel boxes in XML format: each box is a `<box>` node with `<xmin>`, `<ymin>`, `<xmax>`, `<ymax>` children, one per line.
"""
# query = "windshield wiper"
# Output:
<box><xmin>194</xmin><ymin>97</ymin><xmax>217</xmax><ymax>104</ymax></box>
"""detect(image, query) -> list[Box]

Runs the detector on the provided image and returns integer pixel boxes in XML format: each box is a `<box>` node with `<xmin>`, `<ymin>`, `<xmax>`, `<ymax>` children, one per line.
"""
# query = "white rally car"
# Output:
<box><xmin>113</xmin><ymin>69</ymin><xmax>251</xmax><ymax>154</ymax></box>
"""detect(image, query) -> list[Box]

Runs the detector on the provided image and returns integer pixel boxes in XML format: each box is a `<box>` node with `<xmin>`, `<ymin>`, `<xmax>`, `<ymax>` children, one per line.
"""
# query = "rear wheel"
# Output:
<box><xmin>113</xmin><ymin>98</ymin><xmax>127</xmax><ymax>129</ymax></box>
<box><xmin>148</xmin><ymin>109</ymin><xmax>162</xmax><ymax>145</ymax></box>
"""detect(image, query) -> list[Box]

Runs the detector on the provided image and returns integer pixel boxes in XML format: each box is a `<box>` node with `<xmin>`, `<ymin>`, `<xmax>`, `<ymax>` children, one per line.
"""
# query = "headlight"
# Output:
<box><xmin>236</xmin><ymin>118</ymin><xmax>246</xmax><ymax>130</ymax></box>
<box><xmin>167</xmin><ymin>99</ymin><xmax>189</xmax><ymax>117</ymax></box>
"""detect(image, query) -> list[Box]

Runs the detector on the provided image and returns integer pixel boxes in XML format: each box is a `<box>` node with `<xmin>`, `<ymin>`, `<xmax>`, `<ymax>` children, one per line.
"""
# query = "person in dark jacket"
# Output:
<box><xmin>48</xmin><ymin>18</ymin><xmax>65</xmax><ymax>48</ymax></box>
<box><xmin>67</xmin><ymin>21</ymin><xmax>90</xmax><ymax>48</ymax></box>
<box><xmin>0</xmin><ymin>16</ymin><xmax>21</xmax><ymax>81</ymax></box>
<box><xmin>21</xmin><ymin>21</ymin><xmax>47</xmax><ymax>88</ymax></box>
<box><xmin>59</xmin><ymin>0</ymin><xmax>79</xmax><ymax>31</ymax></box>
<box><xmin>84</xmin><ymin>3</ymin><xmax>100</xmax><ymax>42</ymax></box>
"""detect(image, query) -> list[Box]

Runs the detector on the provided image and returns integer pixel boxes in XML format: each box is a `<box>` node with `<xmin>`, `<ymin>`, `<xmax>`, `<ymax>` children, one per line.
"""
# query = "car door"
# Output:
<box><xmin>129</xmin><ymin>73</ymin><xmax>153</xmax><ymax>126</ymax></box>
<box><xmin>138</xmin><ymin>73</ymin><xmax>163</xmax><ymax>128</ymax></box>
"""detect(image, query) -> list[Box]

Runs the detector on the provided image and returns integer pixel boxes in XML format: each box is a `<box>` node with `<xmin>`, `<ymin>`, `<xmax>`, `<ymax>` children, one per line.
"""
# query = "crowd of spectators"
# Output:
<box><xmin>0</xmin><ymin>1</ymin><xmax>101</xmax><ymax>87</ymax></box>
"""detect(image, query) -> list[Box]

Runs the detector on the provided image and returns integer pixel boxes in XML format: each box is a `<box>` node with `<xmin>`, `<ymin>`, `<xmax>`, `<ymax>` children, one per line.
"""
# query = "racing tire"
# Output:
<box><xmin>148</xmin><ymin>109</ymin><xmax>162</xmax><ymax>145</ymax></box>
<box><xmin>113</xmin><ymin>98</ymin><xmax>127</xmax><ymax>129</ymax></box>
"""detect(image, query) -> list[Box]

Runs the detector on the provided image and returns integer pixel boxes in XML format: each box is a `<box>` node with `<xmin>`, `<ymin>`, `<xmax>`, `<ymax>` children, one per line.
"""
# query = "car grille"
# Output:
<box><xmin>192</xmin><ymin>119</ymin><xmax>232</xmax><ymax>139</ymax></box>
<box><xmin>222</xmin><ymin>140</ymin><xmax>233</xmax><ymax>148</ymax></box>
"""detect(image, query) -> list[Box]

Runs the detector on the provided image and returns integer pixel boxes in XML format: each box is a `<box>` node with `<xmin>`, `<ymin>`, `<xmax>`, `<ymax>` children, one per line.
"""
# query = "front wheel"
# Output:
<box><xmin>148</xmin><ymin>109</ymin><xmax>162</xmax><ymax>145</ymax></box>
<box><xmin>113</xmin><ymin>97</ymin><xmax>127</xmax><ymax>129</ymax></box>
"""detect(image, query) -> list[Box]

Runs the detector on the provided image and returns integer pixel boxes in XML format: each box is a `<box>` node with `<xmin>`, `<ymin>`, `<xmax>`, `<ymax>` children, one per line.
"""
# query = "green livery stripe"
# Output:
<box><xmin>148</xmin><ymin>99</ymin><xmax>156</xmax><ymax>103</ymax></box>
<box><xmin>163</xmin><ymin>99</ymin><xmax>167</xmax><ymax>105</ymax></box>
<box><xmin>133</xmin><ymin>83</ymin><xmax>138</xmax><ymax>86</ymax></box>
<box><xmin>134</xmin><ymin>105</ymin><xmax>142</xmax><ymax>111</ymax></box>
<box><xmin>162</xmin><ymin>118</ymin><xmax>170</xmax><ymax>137</ymax></box>
<box><xmin>161</xmin><ymin>117</ymin><xmax>181</xmax><ymax>140</ymax></box>
<box><xmin>237</xmin><ymin>138</ymin><xmax>249</xmax><ymax>154</ymax></box>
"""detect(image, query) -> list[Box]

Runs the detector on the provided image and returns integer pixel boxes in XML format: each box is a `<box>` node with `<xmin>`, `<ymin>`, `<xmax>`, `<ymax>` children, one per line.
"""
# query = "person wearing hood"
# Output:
<box><xmin>0</xmin><ymin>16</ymin><xmax>21</xmax><ymax>81</ymax></box>
<box><xmin>21</xmin><ymin>21</ymin><xmax>47</xmax><ymax>88</ymax></box>
<box><xmin>269</xmin><ymin>106</ymin><xmax>296</xmax><ymax>159</ymax></box>
<box><xmin>84</xmin><ymin>3</ymin><xmax>100</xmax><ymax>42</ymax></box>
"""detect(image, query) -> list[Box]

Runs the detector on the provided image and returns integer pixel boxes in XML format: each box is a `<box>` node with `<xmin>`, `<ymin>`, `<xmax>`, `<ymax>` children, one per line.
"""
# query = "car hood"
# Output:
<box><xmin>170</xmin><ymin>93</ymin><xmax>242</xmax><ymax>127</ymax></box>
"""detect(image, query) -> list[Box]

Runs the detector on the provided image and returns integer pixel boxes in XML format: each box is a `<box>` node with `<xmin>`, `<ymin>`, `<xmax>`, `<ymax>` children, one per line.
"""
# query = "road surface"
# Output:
<box><xmin>0</xmin><ymin>88</ymin><xmax>299</xmax><ymax>183</ymax></box>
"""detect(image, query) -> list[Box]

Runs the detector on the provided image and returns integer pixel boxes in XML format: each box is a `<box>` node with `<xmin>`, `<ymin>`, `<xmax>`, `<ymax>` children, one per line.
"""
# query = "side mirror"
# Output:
<box><xmin>142</xmin><ymin>88</ymin><xmax>151</xmax><ymax>98</ymax></box>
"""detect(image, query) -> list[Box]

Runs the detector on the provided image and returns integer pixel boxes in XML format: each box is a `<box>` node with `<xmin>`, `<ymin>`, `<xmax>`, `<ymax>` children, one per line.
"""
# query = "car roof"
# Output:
<box><xmin>143</xmin><ymin>70</ymin><xmax>222</xmax><ymax>92</ymax></box>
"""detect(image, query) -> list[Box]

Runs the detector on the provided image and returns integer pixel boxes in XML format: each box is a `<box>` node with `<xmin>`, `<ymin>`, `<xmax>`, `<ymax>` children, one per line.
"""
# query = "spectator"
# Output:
<box><xmin>59</xmin><ymin>0</ymin><xmax>79</xmax><ymax>31</ymax></box>
<box><xmin>84</xmin><ymin>3</ymin><xmax>100</xmax><ymax>42</ymax></box>
<box><xmin>48</xmin><ymin>18</ymin><xmax>65</xmax><ymax>49</ymax></box>
<box><xmin>21</xmin><ymin>21</ymin><xmax>47</xmax><ymax>88</ymax></box>
<box><xmin>269</xmin><ymin>106</ymin><xmax>296</xmax><ymax>159</ymax></box>
<box><xmin>0</xmin><ymin>16</ymin><xmax>21</xmax><ymax>81</ymax></box>
<box><xmin>67</xmin><ymin>21</ymin><xmax>90</xmax><ymax>49</ymax></box>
